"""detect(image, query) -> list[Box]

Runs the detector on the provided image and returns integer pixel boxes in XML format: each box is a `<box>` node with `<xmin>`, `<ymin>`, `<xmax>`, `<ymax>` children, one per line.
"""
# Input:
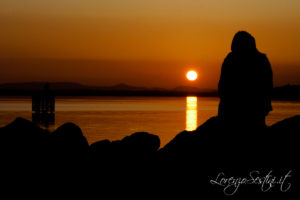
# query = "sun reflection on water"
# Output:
<box><xmin>186</xmin><ymin>96</ymin><xmax>198</xmax><ymax>131</ymax></box>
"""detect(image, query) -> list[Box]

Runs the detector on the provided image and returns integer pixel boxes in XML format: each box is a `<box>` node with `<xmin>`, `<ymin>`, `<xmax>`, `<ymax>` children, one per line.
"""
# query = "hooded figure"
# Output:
<box><xmin>218</xmin><ymin>31</ymin><xmax>273</xmax><ymax>128</ymax></box>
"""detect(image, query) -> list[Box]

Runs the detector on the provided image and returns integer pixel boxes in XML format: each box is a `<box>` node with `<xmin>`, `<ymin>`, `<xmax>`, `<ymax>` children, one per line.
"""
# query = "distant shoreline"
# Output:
<box><xmin>0</xmin><ymin>94</ymin><xmax>299</xmax><ymax>101</ymax></box>
<box><xmin>0</xmin><ymin>91</ymin><xmax>217</xmax><ymax>97</ymax></box>
<box><xmin>0</xmin><ymin>82</ymin><xmax>299</xmax><ymax>100</ymax></box>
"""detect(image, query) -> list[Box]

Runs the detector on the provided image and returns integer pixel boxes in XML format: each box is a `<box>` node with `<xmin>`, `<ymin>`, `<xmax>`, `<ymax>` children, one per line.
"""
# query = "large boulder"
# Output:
<box><xmin>89</xmin><ymin>139</ymin><xmax>112</xmax><ymax>158</ymax></box>
<box><xmin>51</xmin><ymin>123</ymin><xmax>89</xmax><ymax>156</ymax></box>
<box><xmin>89</xmin><ymin>132</ymin><xmax>160</xmax><ymax>158</ymax></box>
<box><xmin>88</xmin><ymin>132</ymin><xmax>160</xmax><ymax>183</ymax></box>
<box><xmin>159</xmin><ymin>117</ymin><xmax>221</xmax><ymax>155</ymax></box>
<box><xmin>267</xmin><ymin>115</ymin><xmax>299</xmax><ymax>165</ymax></box>
<box><xmin>159</xmin><ymin>115</ymin><xmax>300</xmax><ymax>166</ymax></box>
<box><xmin>0</xmin><ymin>117</ymin><xmax>50</xmax><ymax>156</ymax></box>
<box><xmin>156</xmin><ymin>116</ymin><xmax>299</xmax><ymax>199</ymax></box>
<box><xmin>269</xmin><ymin>115</ymin><xmax>299</xmax><ymax>132</ymax></box>
<box><xmin>119</xmin><ymin>132</ymin><xmax>160</xmax><ymax>154</ymax></box>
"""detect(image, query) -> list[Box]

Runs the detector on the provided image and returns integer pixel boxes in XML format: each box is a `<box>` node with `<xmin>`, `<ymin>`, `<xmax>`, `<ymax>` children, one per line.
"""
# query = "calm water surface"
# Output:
<box><xmin>0</xmin><ymin>96</ymin><xmax>299</xmax><ymax>147</ymax></box>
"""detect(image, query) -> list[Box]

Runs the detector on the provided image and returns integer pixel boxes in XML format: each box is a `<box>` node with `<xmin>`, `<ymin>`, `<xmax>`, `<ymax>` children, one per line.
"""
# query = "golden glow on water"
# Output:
<box><xmin>186</xmin><ymin>96</ymin><xmax>198</xmax><ymax>131</ymax></box>
<box><xmin>1</xmin><ymin>97</ymin><xmax>299</xmax><ymax>147</ymax></box>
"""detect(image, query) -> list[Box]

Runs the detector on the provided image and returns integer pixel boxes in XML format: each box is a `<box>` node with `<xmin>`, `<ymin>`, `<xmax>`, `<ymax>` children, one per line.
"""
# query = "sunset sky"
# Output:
<box><xmin>0</xmin><ymin>0</ymin><xmax>299</xmax><ymax>89</ymax></box>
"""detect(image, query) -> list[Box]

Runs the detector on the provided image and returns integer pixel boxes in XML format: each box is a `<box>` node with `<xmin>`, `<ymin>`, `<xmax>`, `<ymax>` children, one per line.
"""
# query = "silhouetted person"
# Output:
<box><xmin>218</xmin><ymin>31</ymin><xmax>273</xmax><ymax>129</ymax></box>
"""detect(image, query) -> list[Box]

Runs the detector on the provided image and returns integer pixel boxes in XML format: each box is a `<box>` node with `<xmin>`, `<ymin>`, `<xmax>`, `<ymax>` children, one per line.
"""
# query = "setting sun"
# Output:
<box><xmin>186</xmin><ymin>71</ymin><xmax>198</xmax><ymax>81</ymax></box>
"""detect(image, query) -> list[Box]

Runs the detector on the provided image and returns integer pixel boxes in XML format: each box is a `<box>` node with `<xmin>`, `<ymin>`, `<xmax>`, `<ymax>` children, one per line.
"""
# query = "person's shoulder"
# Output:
<box><xmin>224</xmin><ymin>52</ymin><xmax>233</xmax><ymax>61</ymax></box>
<box><xmin>257</xmin><ymin>51</ymin><xmax>268</xmax><ymax>59</ymax></box>
<box><xmin>227</xmin><ymin>52</ymin><xmax>233</xmax><ymax>57</ymax></box>
<box><xmin>256</xmin><ymin>52</ymin><xmax>271</xmax><ymax>67</ymax></box>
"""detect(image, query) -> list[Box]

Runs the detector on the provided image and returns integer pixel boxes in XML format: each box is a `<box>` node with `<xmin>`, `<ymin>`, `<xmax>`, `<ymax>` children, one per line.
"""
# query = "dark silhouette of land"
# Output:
<box><xmin>0</xmin><ymin>116</ymin><xmax>298</xmax><ymax>198</ymax></box>
<box><xmin>0</xmin><ymin>82</ymin><xmax>216</xmax><ymax>97</ymax></box>
<box><xmin>0</xmin><ymin>81</ymin><xmax>299</xmax><ymax>99</ymax></box>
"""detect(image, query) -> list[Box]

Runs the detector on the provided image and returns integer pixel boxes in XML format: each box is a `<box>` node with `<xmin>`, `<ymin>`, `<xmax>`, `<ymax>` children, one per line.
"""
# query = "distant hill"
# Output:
<box><xmin>98</xmin><ymin>83</ymin><xmax>148</xmax><ymax>91</ymax></box>
<box><xmin>272</xmin><ymin>85</ymin><xmax>300</xmax><ymax>100</ymax></box>
<box><xmin>0</xmin><ymin>82</ymin><xmax>201</xmax><ymax>92</ymax></box>
<box><xmin>0</xmin><ymin>82</ymin><xmax>299</xmax><ymax>99</ymax></box>
<box><xmin>0</xmin><ymin>82</ymin><xmax>213</xmax><ymax>96</ymax></box>
<box><xmin>173</xmin><ymin>86</ymin><xmax>215</xmax><ymax>93</ymax></box>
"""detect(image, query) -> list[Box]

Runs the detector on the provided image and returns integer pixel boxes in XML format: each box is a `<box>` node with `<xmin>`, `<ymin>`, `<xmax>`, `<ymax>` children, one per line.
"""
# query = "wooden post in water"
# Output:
<box><xmin>32</xmin><ymin>83</ymin><xmax>55</xmax><ymax>127</ymax></box>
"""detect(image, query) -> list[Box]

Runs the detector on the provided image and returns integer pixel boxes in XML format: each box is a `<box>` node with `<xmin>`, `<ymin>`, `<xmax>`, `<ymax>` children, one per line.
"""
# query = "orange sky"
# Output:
<box><xmin>0</xmin><ymin>0</ymin><xmax>299</xmax><ymax>89</ymax></box>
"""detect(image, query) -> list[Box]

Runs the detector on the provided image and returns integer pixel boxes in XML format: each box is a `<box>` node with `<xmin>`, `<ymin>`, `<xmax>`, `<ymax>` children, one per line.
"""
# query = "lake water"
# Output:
<box><xmin>0</xmin><ymin>96</ymin><xmax>299</xmax><ymax>147</ymax></box>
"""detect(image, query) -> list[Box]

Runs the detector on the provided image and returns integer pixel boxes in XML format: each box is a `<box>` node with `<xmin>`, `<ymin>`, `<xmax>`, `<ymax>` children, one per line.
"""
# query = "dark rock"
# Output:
<box><xmin>267</xmin><ymin>115</ymin><xmax>299</xmax><ymax>165</ymax></box>
<box><xmin>160</xmin><ymin>117</ymin><xmax>221</xmax><ymax>154</ymax></box>
<box><xmin>0</xmin><ymin>115</ymin><xmax>298</xmax><ymax>198</ymax></box>
<box><xmin>89</xmin><ymin>139</ymin><xmax>112</xmax><ymax>156</ymax></box>
<box><xmin>89</xmin><ymin>132</ymin><xmax>160</xmax><ymax>160</ymax></box>
<box><xmin>52</xmin><ymin>122</ymin><xmax>88</xmax><ymax>156</ymax></box>
<box><xmin>159</xmin><ymin>130</ymin><xmax>196</xmax><ymax>154</ymax></box>
<box><xmin>269</xmin><ymin>115</ymin><xmax>299</xmax><ymax>132</ymax></box>
<box><xmin>119</xmin><ymin>132</ymin><xmax>160</xmax><ymax>154</ymax></box>
<box><xmin>160</xmin><ymin>115</ymin><xmax>300</xmax><ymax>165</ymax></box>
<box><xmin>0</xmin><ymin>117</ymin><xmax>50</xmax><ymax>157</ymax></box>
<box><xmin>156</xmin><ymin>116</ymin><xmax>299</xmax><ymax>199</ymax></box>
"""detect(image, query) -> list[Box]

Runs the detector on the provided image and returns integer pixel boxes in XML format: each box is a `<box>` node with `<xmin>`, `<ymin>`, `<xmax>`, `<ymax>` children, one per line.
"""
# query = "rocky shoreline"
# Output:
<box><xmin>0</xmin><ymin>115</ymin><xmax>299</xmax><ymax>198</ymax></box>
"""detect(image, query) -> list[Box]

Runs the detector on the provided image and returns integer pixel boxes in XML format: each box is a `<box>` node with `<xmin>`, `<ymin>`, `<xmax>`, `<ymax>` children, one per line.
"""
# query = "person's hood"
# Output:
<box><xmin>231</xmin><ymin>31</ymin><xmax>257</xmax><ymax>53</ymax></box>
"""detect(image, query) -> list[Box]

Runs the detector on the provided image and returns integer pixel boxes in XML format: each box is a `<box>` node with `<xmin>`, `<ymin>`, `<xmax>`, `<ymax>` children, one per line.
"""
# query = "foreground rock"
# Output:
<box><xmin>89</xmin><ymin>132</ymin><xmax>160</xmax><ymax>157</ymax></box>
<box><xmin>0</xmin><ymin>117</ymin><xmax>50</xmax><ymax>157</ymax></box>
<box><xmin>160</xmin><ymin>115</ymin><xmax>299</xmax><ymax>165</ymax></box>
<box><xmin>0</xmin><ymin>116</ymin><xmax>298</xmax><ymax>198</ymax></box>
<box><xmin>157</xmin><ymin>115</ymin><xmax>299</xmax><ymax>199</ymax></box>
<box><xmin>0</xmin><ymin>118</ymin><xmax>160</xmax><ymax>160</ymax></box>
<box><xmin>52</xmin><ymin>122</ymin><xmax>89</xmax><ymax>156</ymax></box>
